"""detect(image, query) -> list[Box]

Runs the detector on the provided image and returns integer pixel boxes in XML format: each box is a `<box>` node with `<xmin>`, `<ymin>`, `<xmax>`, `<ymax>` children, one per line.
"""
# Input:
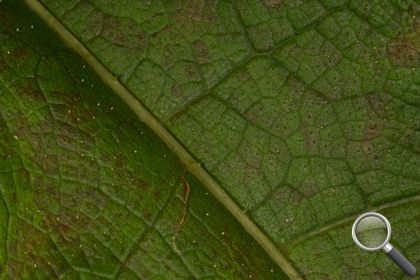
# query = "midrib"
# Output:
<box><xmin>24</xmin><ymin>0</ymin><xmax>304</xmax><ymax>279</ymax></box>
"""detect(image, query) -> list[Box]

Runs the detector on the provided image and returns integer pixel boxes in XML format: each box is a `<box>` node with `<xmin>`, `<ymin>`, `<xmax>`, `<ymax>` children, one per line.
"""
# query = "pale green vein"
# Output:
<box><xmin>290</xmin><ymin>194</ymin><xmax>420</xmax><ymax>246</ymax></box>
<box><xmin>24</xmin><ymin>0</ymin><xmax>304</xmax><ymax>279</ymax></box>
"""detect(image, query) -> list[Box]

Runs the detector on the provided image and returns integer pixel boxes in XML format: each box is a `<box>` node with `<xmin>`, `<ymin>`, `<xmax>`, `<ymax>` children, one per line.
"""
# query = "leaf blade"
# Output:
<box><xmin>0</xmin><ymin>2</ymin><xmax>288</xmax><ymax>278</ymax></box>
<box><xmin>26</xmin><ymin>0</ymin><xmax>420</xmax><ymax>278</ymax></box>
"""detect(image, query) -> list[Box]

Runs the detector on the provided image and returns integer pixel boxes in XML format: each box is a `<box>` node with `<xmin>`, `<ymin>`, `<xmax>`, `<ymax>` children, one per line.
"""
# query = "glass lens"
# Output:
<box><xmin>355</xmin><ymin>216</ymin><xmax>388</xmax><ymax>248</ymax></box>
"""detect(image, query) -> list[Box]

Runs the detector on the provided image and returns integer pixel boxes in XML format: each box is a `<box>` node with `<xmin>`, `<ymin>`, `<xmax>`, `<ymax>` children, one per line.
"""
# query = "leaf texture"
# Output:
<box><xmin>0</xmin><ymin>2</ymin><xmax>286</xmax><ymax>279</ymax></box>
<box><xmin>3</xmin><ymin>0</ymin><xmax>420</xmax><ymax>279</ymax></box>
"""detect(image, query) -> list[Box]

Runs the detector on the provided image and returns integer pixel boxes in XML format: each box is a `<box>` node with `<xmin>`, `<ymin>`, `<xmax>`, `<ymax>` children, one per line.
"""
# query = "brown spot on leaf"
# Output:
<box><xmin>365</xmin><ymin>92</ymin><xmax>385</xmax><ymax>115</ymax></box>
<box><xmin>194</xmin><ymin>41</ymin><xmax>208</xmax><ymax>59</ymax></box>
<box><xmin>361</xmin><ymin>141</ymin><xmax>382</xmax><ymax>162</ymax></box>
<box><xmin>387</xmin><ymin>39</ymin><xmax>418</xmax><ymax>67</ymax></box>
<box><xmin>17</xmin><ymin>81</ymin><xmax>43</xmax><ymax>101</ymax></box>
<box><xmin>102</xmin><ymin>16</ymin><xmax>126</xmax><ymax>44</ymax></box>
<box><xmin>9</xmin><ymin>47</ymin><xmax>28</xmax><ymax>60</ymax></box>
<box><xmin>171</xmin><ymin>84</ymin><xmax>182</xmax><ymax>97</ymax></box>
<box><xmin>263</xmin><ymin>0</ymin><xmax>283</xmax><ymax>8</ymax></box>
<box><xmin>300</xmin><ymin>180</ymin><xmax>318</xmax><ymax>197</ymax></box>
<box><xmin>175</xmin><ymin>1</ymin><xmax>205</xmax><ymax>22</ymax></box>
<box><xmin>363</xmin><ymin>92</ymin><xmax>386</xmax><ymax>141</ymax></box>
<box><xmin>363</xmin><ymin>121</ymin><xmax>383</xmax><ymax>140</ymax></box>
<box><xmin>40</xmin><ymin>154</ymin><xmax>60</xmax><ymax>176</ymax></box>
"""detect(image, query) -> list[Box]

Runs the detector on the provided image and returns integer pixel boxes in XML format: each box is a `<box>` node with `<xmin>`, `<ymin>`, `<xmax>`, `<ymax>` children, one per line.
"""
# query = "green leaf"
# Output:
<box><xmin>0</xmin><ymin>2</ymin><xmax>287</xmax><ymax>279</ymax></box>
<box><xmin>4</xmin><ymin>0</ymin><xmax>420</xmax><ymax>278</ymax></box>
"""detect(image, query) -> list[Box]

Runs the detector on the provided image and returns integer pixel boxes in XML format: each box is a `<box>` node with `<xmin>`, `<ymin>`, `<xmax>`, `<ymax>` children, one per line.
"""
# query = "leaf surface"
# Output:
<box><xmin>0</xmin><ymin>2</ymin><xmax>286</xmax><ymax>279</ymax></box>
<box><xmin>6</xmin><ymin>0</ymin><xmax>420</xmax><ymax>278</ymax></box>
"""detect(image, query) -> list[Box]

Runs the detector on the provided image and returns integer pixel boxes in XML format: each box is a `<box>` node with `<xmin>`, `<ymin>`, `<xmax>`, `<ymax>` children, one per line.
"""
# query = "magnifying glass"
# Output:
<box><xmin>352</xmin><ymin>212</ymin><xmax>416</xmax><ymax>276</ymax></box>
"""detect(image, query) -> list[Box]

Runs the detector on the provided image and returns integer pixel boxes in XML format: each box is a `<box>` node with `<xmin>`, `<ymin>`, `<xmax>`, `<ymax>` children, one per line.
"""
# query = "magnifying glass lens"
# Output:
<box><xmin>355</xmin><ymin>216</ymin><xmax>388</xmax><ymax>248</ymax></box>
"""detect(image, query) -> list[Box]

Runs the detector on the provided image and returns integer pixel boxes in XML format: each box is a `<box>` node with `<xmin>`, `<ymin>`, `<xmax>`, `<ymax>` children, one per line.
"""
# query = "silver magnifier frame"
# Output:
<box><xmin>352</xmin><ymin>211</ymin><xmax>416</xmax><ymax>276</ymax></box>
<box><xmin>352</xmin><ymin>212</ymin><xmax>391</xmax><ymax>252</ymax></box>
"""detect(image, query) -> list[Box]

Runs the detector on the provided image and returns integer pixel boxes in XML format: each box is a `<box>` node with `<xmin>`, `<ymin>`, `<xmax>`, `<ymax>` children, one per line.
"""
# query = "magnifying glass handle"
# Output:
<box><xmin>385</xmin><ymin>244</ymin><xmax>416</xmax><ymax>276</ymax></box>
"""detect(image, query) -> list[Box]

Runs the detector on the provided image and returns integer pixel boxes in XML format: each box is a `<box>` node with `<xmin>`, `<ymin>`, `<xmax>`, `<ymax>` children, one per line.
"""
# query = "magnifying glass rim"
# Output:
<box><xmin>352</xmin><ymin>212</ymin><xmax>391</xmax><ymax>251</ymax></box>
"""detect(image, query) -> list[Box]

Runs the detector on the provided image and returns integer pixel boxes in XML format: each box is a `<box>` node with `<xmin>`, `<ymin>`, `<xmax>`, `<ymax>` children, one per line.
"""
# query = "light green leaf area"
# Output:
<box><xmin>0</xmin><ymin>2</ymin><xmax>286</xmax><ymax>279</ymax></box>
<box><xmin>36</xmin><ymin>0</ymin><xmax>420</xmax><ymax>278</ymax></box>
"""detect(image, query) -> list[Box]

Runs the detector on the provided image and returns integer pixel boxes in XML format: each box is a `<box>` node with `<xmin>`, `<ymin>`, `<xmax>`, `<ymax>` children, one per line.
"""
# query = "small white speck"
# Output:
<box><xmin>56</xmin><ymin>217</ymin><xmax>60</xmax><ymax>221</ymax></box>
<box><xmin>113</xmin><ymin>156</ymin><xmax>117</xmax><ymax>160</ymax></box>
<box><xmin>68</xmin><ymin>109</ymin><xmax>72</xmax><ymax>114</ymax></box>
<box><xmin>134</xmin><ymin>150</ymin><xmax>138</xmax><ymax>153</ymax></box>
<box><xmin>130</xmin><ymin>178</ymin><xmax>134</xmax><ymax>182</ymax></box>
<box><xmin>77</xmin><ymin>117</ymin><xmax>80</xmax><ymax>122</ymax></box>
<box><xmin>249</xmin><ymin>275</ymin><xmax>252</xmax><ymax>279</ymax></box>
<box><xmin>205</xmin><ymin>192</ymin><xmax>208</xmax><ymax>196</ymax></box>
<box><xmin>48</xmin><ymin>261</ymin><xmax>51</xmax><ymax>265</ymax></box>
<box><xmin>90</xmin><ymin>83</ymin><xmax>94</xmax><ymax>87</ymax></box>
<box><xmin>82</xmin><ymin>65</ymin><xmax>86</xmax><ymax>68</ymax></box>
<box><xmin>213</xmin><ymin>264</ymin><xmax>217</xmax><ymax>268</ymax></box>
<box><xmin>16</xmin><ymin>28</ymin><xmax>19</xmax><ymax>32</ymax></box>
<box><xmin>221</xmin><ymin>232</ymin><xmax>225</xmax><ymax>235</ymax></box>
<box><xmin>163</xmin><ymin>154</ymin><xmax>167</xmax><ymax>158</ymax></box>
<box><xmin>76</xmin><ymin>215</ymin><xmax>79</xmax><ymax>219</ymax></box>
<box><xmin>81</xmin><ymin>153</ymin><xmax>85</xmax><ymax>157</ymax></box>
<box><xmin>192</xmin><ymin>240</ymin><xmax>196</xmax><ymax>244</ymax></box>
<box><xmin>6</xmin><ymin>50</ymin><xmax>10</xmax><ymax>55</ymax></box>
<box><xmin>13</xmin><ymin>135</ymin><xmax>18</xmax><ymax>140</ymax></box>
<box><xmin>205</xmin><ymin>213</ymin><xmax>209</xmax><ymax>216</ymax></box>
<box><xmin>37</xmin><ymin>209</ymin><xmax>40</xmax><ymax>213</ymax></box>
<box><xmin>81</xmin><ymin>79</ymin><xmax>85</xmax><ymax>82</ymax></box>
<box><xmin>79</xmin><ymin>244</ymin><xmax>82</xmax><ymax>248</ymax></box>
<box><xmin>270</xmin><ymin>269</ymin><xmax>274</xmax><ymax>273</ymax></box>
<box><xmin>33</xmin><ymin>264</ymin><xmax>37</xmax><ymax>268</ymax></box>
<box><xmin>92</xmin><ymin>116</ymin><xmax>96</xmax><ymax>120</ymax></box>
<box><xmin>140</xmin><ymin>131</ymin><xmax>144</xmax><ymax>135</ymax></box>
<box><xmin>241</xmin><ymin>263</ymin><xmax>245</xmax><ymax>267</ymax></box>
<box><xmin>97</xmin><ymin>102</ymin><xmax>100</xmax><ymax>106</ymax></box>
<box><xmin>30</xmin><ymin>25</ymin><xmax>34</xmax><ymax>29</ymax></box>
<box><xmin>110</xmin><ymin>106</ymin><xmax>114</xmax><ymax>110</ymax></box>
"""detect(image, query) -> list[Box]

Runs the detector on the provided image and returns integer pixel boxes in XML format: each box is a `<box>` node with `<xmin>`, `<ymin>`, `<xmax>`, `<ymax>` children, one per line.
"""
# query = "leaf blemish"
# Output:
<box><xmin>172</xmin><ymin>176</ymin><xmax>190</xmax><ymax>254</ymax></box>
